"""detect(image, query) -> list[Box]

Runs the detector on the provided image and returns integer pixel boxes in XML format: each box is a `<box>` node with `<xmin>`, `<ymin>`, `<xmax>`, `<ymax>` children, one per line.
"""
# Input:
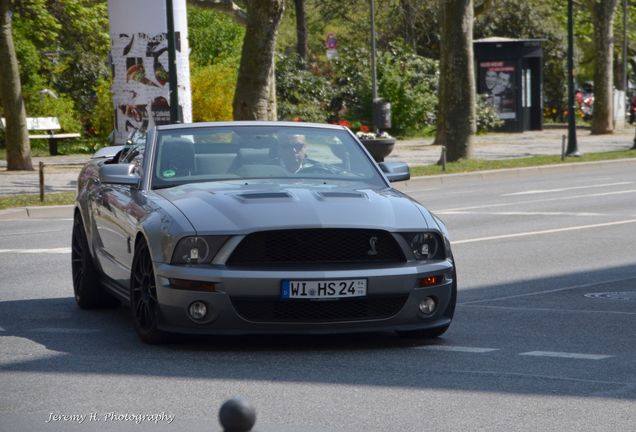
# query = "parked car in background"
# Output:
<box><xmin>73</xmin><ymin>121</ymin><xmax>457</xmax><ymax>343</ymax></box>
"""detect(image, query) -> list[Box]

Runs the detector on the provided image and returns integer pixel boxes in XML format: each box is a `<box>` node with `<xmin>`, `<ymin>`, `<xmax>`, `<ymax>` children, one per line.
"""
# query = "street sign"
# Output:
<box><xmin>325</xmin><ymin>32</ymin><xmax>337</xmax><ymax>49</ymax></box>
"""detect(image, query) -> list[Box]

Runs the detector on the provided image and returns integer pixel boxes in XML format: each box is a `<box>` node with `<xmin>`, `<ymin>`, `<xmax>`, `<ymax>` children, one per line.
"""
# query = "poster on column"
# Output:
<box><xmin>108</xmin><ymin>0</ymin><xmax>192</xmax><ymax>145</ymax></box>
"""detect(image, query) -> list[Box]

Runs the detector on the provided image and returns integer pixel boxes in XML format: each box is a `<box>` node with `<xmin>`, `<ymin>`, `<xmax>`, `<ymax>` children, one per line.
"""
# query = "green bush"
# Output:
<box><xmin>26</xmin><ymin>93</ymin><xmax>82</xmax><ymax>133</ymax></box>
<box><xmin>89</xmin><ymin>77</ymin><xmax>115</xmax><ymax>139</ymax></box>
<box><xmin>276</xmin><ymin>54</ymin><xmax>334</xmax><ymax>123</ymax></box>
<box><xmin>377</xmin><ymin>43</ymin><xmax>439</xmax><ymax>135</ymax></box>
<box><xmin>191</xmin><ymin>63</ymin><xmax>238</xmax><ymax>122</ymax></box>
<box><xmin>329</xmin><ymin>46</ymin><xmax>374</xmax><ymax>125</ymax></box>
<box><xmin>329</xmin><ymin>44</ymin><xmax>439</xmax><ymax>135</ymax></box>
<box><xmin>475</xmin><ymin>94</ymin><xmax>504</xmax><ymax>133</ymax></box>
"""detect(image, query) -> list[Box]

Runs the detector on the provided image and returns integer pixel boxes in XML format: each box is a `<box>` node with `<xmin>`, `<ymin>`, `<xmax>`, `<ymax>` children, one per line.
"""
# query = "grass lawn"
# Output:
<box><xmin>410</xmin><ymin>149</ymin><xmax>636</xmax><ymax>176</ymax></box>
<box><xmin>0</xmin><ymin>192</ymin><xmax>76</xmax><ymax>210</ymax></box>
<box><xmin>0</xmin><ymin>138</ymin><xmax>104</xmax><ymax>160</ymax></box>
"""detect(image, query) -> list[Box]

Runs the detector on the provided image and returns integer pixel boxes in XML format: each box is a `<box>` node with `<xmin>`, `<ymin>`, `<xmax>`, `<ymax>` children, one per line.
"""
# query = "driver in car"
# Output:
<box><xmin>277</xmin><ymin>134</ymin><xmax>309</xmax><ymax>173</ymax></box>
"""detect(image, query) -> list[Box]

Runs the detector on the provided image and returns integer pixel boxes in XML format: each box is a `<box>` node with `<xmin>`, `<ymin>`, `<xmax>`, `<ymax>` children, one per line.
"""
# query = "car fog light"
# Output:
<box><xmin>189</xmin><ymin>301</ymin><xmax>208</xmax><ymax>321</ymax></box>
<box><xmin>418</xmin><ymin>297</ymin><xmax>437</xmax><ymax>316</ymax></box>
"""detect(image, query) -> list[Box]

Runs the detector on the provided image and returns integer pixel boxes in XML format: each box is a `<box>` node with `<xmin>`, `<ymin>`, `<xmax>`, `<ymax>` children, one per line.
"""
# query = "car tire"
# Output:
<box><xmin>130</xmin><ymin>240</ymin><xmax>166</xmax><ymax>344</ymax></box>
<box><xmin>72</xmin><ymin>213</ymin><xmax>120</xmax><ymax>309</ymax></box>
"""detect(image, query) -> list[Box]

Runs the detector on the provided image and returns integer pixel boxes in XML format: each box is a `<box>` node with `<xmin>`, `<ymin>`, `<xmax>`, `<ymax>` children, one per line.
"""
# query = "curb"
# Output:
<box><xmin>0</xmin><ymin>205</ymin><xmax>74</xmax><ymax>220</ymax></box>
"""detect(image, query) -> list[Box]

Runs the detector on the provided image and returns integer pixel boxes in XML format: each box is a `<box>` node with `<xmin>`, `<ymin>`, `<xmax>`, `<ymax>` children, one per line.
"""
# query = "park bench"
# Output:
<box><xmin>0</xmin><ymin>117</ymin><xmax>81</xmax><ymax>156</ymax></box>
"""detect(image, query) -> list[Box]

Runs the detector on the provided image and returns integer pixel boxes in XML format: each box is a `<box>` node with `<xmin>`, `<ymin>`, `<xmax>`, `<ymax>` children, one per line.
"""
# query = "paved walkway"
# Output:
<box><xmin>1</xmin><ymin>126</ymin><xmax>635</xmax><ymax>196</ymax></box>
<box><xmin>387</xmin><ymin>125</ymin><xmax>636</xmax><ymax>165</ymax></box>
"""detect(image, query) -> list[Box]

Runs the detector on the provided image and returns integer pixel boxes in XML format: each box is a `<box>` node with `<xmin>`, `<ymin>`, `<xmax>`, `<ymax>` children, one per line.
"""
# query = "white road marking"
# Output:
<box><xmin>0</xmin><ymin>248</ymin><xmax>71</xmax><ymax>254</ymax></box>
<box><xmin>501</xmin><ymin>182</ymin><xmax>633</xmax><ymax>196</ymax></box>
<box><xmin>0</xmin><ymin>326</ymin><xmax>5</xmax><ymax>332</ymax></box>
<box><xmin>415</xmin><ymin>345</ymin><xmax>499</xmax><ymax>353</ymax></box>
<box><xmin>0</xmin><ymin>229</ymin><xmax>64</xmax><ymax>238</ymax></box>
<box><xmin>401</xmin><ymin>187</ymin><xmax>440</xmax><ymax>193</ymax></box>
<box><xmin>441</xmin><ymin>211</ymin><xmax>604</xmax><ymax>217</ymax></box>
<box><xmin>460</xmin><ymin>304</ymin><xmax>636</xmax><ymax>316</ymax></box>
<box><xmin>31</xmin><ymin>328</ymin><xmax>101</xmax><ymax>334</ymax></box>
<box><xmin>451</xmin><ymin>369</ymin><xmax>623</xmax><ymax>385</ymax></box>
<box><xmin>451</xmin><ymin>219</ymin><xmax>636</xmax><ymax>245</ymax></box>
<box><xmin>436</xmin><ymin>189</ymin><xmax>636</xmax><ymax>213</ymax></box>
<box><xmin>520</xmin><ymin>351</ymin><xmax>612</xmax><ymax>360</ymax></box>
<box><xmin>459</xmin><ymin>276</ymin><xmax>636</xmax><ymax>305</ymax></box>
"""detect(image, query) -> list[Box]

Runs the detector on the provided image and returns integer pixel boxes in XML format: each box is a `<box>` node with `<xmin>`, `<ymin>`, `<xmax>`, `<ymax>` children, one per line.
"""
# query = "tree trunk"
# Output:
<box><xmin>399</xmin><ymin>0</ymin><xmax>417</xmax><ymax>52</ymax></box>
<box><xmin>590</xmin><ymin>0</ymin><xmax>617</xmax><ymax>135</ymax></box>
<box><xmin>232</xmin><ymin>0</ymin><xmax>285</xmax><ymax>120</ymax></box>
<box><xmin>433</xmin><ymin>0</ymin><xmax>475</xmax><ymax>161</ymax></box>
<box><xmin>0</xmin><ymin>0</ymin><xmax>33</xmax><ymax>171</ymax></box>
<box><xmin>294</xmin><ymin>0</ymin><xmax>308</xmax><ymax>64</ymax></box>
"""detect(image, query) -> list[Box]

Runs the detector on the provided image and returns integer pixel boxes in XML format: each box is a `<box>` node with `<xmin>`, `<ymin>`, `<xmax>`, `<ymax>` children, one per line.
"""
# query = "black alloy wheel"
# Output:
<box><xmin>71</xmin><ymin>213</ymin><xmax>119</xmax><ymax>309</ymax></box>
<box><xmin>130</xmin><ymin>240</ymin><xmax>165</xmax><ymax>344</ymax></box>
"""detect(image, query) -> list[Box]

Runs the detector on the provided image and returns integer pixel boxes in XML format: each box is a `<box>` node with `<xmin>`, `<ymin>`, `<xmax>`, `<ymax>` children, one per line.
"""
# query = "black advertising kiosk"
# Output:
<box><xmin>474</xmin><ymin>38</ymin><xmax>544</xmax><ymax>132</ymax></box>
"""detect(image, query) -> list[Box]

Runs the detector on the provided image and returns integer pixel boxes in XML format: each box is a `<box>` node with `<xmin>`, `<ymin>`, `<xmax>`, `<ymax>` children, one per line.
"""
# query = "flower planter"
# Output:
<box><xmin>360</xmin><ymin>137</ymin><xmax>396</xmax><ymax>162</ymax></box>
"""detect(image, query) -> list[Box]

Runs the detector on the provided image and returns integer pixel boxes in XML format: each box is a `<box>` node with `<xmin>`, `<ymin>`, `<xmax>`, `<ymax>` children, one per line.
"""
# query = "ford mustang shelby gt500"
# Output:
<box><xmin>72</xmin><ymin>122</ymin><xmax>456</xmax><ymax>343</ymax></box>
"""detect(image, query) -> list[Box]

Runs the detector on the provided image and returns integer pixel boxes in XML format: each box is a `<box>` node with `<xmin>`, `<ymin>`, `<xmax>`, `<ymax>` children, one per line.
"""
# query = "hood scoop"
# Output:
<box><xmin>316</xmin><ymin>191</ymin><xmax>368</xmax><ymax>200</ymax></box>
<box><xmin>234</xmin><ymin>192</ymin><xmax>294</xmax><ymax>202</ymax></box>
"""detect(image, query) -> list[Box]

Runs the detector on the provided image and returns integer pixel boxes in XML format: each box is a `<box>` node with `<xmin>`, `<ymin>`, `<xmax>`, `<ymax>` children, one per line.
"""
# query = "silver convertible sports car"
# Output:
<box><xmin>72</xmin><ymin>122</ymin><xmax>457</xmax><ymax>343</ymax></box>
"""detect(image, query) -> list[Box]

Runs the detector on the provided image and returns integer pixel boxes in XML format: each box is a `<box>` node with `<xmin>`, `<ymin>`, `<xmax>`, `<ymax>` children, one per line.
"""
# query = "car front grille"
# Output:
<box><xmin>226</xmin><ymin>229</ymin><xmax>405</xmax><ymax>266</ymax></box>
<box><xmin>231</xmin><ymin>295</ymin><xmax>408</xmax><ymax>323</ymax></box>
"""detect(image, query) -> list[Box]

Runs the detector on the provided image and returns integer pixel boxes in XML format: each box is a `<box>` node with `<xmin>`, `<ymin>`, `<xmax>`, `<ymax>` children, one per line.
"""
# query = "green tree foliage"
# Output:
<box><xmin>10</xmin><ymin>0</ymin><xmax>60</xmax><ymax>92</ymax></box>
<box><xmin>188</xmin><ymin>5</ymin><xmax>245</xmax><ymax>66</ymax></box>
<box><xmin>48</xmin><ymin>0</ymin><xmax>110</xmax><ymax>116</ymax></box>
<box><xmin>10</xmin><ymin>0</ymin><xmax>109</xmax><ymax>130</ymax></box>
<box><xmin>187</xmin><ymin>6</ymin><xmax>244</xmax><ymax>122</ymax></box>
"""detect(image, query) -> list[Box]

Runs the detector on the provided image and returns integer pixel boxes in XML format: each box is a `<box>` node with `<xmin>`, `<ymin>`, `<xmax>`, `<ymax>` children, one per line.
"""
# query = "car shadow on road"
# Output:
<box><xmin>1</xmin><ymin>263</ymin><xmax>636</xmax><ymax>400</ymax></box>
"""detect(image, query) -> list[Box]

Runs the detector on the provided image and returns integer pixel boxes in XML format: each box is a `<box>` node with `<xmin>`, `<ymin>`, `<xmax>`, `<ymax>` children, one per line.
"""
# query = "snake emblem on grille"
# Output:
<box><xmin>367</xmin><ymin>236</ymin><xmax>378</xmax><ymax>256</ymax></box>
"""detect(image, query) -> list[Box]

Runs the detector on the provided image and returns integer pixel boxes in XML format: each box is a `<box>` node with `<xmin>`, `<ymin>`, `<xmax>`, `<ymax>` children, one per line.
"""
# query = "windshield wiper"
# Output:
<box><xmin>152</xmin><ymin>184</ymin><xmax>179</xmax><ymax>190</ymax></box>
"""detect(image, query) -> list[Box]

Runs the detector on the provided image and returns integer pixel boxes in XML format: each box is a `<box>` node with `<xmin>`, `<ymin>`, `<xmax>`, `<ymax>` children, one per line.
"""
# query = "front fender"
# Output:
<box><xmin>136</xmin><ymin>191</ymin><xmax>195</xmax><ymax>266</ymax></box>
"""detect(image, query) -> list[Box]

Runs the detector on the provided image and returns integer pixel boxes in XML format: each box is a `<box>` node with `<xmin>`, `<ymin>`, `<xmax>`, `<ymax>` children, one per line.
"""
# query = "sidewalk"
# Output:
<box><xmin>0</xmin><ymin>125</ymin><xmax>634</xmax><ymax>197</ymax></box>
<box><xmin>0</xmin><ymin>154</ymin><xmax>88</xmax><ymax>196</ymax></box>
<box><xmin>387</xmin><ymin>125</ymin><xmax>636</xmax><ymax>165</ymax></box>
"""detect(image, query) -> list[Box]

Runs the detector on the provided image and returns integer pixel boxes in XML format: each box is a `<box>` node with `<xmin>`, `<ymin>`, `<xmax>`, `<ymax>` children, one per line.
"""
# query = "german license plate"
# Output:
<box><xmin>281</xmin><ymin>279</ymin><xmax>367</xmax><ymax>299</ymax></box>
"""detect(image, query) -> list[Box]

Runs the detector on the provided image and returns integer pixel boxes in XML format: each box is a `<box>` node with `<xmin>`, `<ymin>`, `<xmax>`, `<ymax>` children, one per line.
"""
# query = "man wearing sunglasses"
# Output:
<box><xmin>276</xmin><ymin>133</ymin><xmax>308</xmax><ymax>173</ymax></box>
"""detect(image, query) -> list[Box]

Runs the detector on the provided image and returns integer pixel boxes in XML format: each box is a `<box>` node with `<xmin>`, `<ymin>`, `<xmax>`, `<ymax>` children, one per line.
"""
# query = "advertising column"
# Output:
<box><xmin>107</xmin><ymin>0</ymin><xmax>192</xmax><ymax>145</ymax></box>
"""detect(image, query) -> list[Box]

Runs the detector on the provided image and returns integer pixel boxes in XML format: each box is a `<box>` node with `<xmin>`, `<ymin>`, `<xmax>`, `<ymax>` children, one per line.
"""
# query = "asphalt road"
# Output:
<box><xmin>0</xmin><ymin>161</ymin><xmax>635</xmax><ymax>431</ymax></box>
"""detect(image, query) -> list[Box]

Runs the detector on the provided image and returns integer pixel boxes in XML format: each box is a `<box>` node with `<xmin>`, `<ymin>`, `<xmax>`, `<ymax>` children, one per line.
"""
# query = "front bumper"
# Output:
<box><xmin>153</xmin><ymin>260</ymin><xmax>456</xmax><ymax>335</ymax></box>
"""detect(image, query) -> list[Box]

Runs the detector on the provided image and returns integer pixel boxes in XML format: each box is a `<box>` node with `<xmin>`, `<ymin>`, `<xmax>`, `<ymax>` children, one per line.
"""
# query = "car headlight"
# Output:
<box><xmin>171</xmin><ymin>236</ymin><xmax>229</xmax><ymax>264</ymax></box>
<box><xmin>401</xmin><ymin>232</ymin><xmax>445</xmax><ymax>261</ymax></box>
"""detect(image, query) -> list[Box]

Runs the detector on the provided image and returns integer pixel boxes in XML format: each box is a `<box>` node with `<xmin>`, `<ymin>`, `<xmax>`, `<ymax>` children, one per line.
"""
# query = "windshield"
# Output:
<box><xmin>151</xmin><ymin>125</ymin><xmax>385</xmax><ymax>189</ymax></box>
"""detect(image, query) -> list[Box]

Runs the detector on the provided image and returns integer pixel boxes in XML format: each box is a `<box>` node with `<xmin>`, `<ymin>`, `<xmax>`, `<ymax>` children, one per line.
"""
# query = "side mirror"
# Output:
<box><xmin>378</xmin><ymin>161</ymin><xmax>410</xmax><ymax>182</ymax></box>
<box><xmin>99</xmin><ymin>163</ymin><xmax>140</xmax><ymax>187</ymax></box>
